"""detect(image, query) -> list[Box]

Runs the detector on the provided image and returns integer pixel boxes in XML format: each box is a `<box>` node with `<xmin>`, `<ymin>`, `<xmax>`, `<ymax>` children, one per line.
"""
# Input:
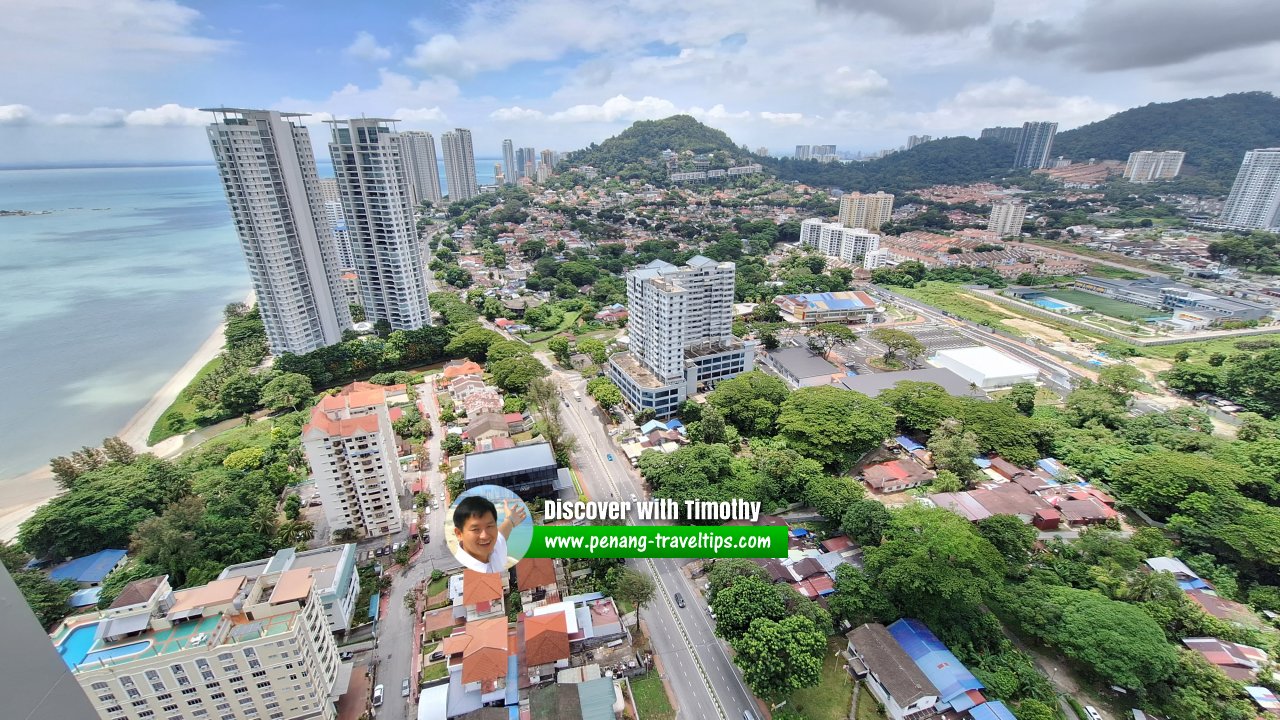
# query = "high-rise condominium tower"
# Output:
<box><xmin>799</xmin><ymin>219</ymin><xmax>882</xmax><ymax>268</ymax></box>
<box><xmin>838</xmin><ymin>191</ymin><xmax>895</xmax><ymax>231</ymax></box>
<box><xmin>1219</xmin><ymin>148</ymin><xmax>1280</xmax><ymax>231</ymax></box>
<box><xmin>316</xmin><ymin>178</ymin><xmax>354</xmax><ymax>267</ymax></box>
<box><xmin>1015</xmin><ymin>121</ymin><xmax>1057</xmax><ymax>170</ymax></box>
<box><xmin>1124</xmin><ymin>150</ymin><xmax>1186</xmax><ymax>183</ymax></box>
<box><xmin>329</xmin><ymin>118</ymin><xmax>431</xmax><ymax>330</ymax></box>
<box><xmin>987</xmin><ymin>200</ymin><xmax>1028</xmax><ymax>237</ymax></box>
<box><xmin>441</xmin><ymin>128</ymin><xmax>478</xmax><ymax>201</ymax></box>
<box><xmin>608</xmin><ymin>257</ymin><xmax>754</xmax><ymax>417</ymax></box>
<box><xmin>399</xmin><ymin>130</ymin><xmax>443</xmax><ymax>206</ymax></box>
<box><xmin>540</xmin><ymin>149</ymin><xmax>555</xmax><ymax>172</ymax></box>
<box><xmin>795</xmin><ymin>145</ymin><xmax>812</xmax><ymax>160</ymax></box>
<box><xmin>502</xmin><ymin>139</ymin><xmax>516</xmax><ymax>186</ymax></box>
<box><xmin>204</xmin><ymin>108</ymin><xmax>351</xmax><ymax>355</ymax></box>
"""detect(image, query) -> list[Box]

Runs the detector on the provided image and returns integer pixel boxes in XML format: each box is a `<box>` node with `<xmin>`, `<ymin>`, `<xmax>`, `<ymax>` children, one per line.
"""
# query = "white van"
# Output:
<box><xmin>1082</xmin><ymin>706</ymin><xmax>1103</xmax><ymax>720</ymax></box>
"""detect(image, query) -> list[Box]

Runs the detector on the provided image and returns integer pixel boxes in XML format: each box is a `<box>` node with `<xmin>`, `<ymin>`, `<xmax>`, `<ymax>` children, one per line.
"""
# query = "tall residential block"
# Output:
<box><xmin>1123</xmin><ymin>150</ymin><xmax>1186</xmax><ymax>183</ymax></box>
<box><xmin>755</xmin><ymin>146</ymin><xmax>769</xmax><ymax>157</ymax></box>
<box><xmin>540</xmin><ymin>148</ymin><xmax>555</xmax><ymax>172</ymax></box>
<box><xmin>302</xmin><ymin>382</ymin><xmax>406</xmax><ymax>538</ymax></box>
<box><xmin>50</xmin><ymin>571</ymin><xmax>341</xmax><ymax>720</ymax></box>
<box><xmin>329</xmin><ymin>119</ymin><xmax>432</xmax><ymax>331</ymax></box>
<box><xmin>838</xmin><ymin>191</ymin><xmax>895</xmax><ymax>231</ymax></box>
<box><xmin>608</xmin><ymin>257</ymin><xmax>754</xmax><ymax>417</ymax></box>
<box><xmin>795</xmin><ymin>145</ymin><xmax>812</xmax><ymax>161</ymax></box>
<box><xmin>987</xmin><ymin>200</ymin><xmax>1028</xmax><ymax>237</ymax></box>
<box><xmin>204</xmin><ymin>108</ymin><xmax>352</xmax><ymax>356</ymax></box>
<box><xmin>1219</xmin><ymin>148</ymin><xmax>1280</xmax><ymax>231</ymax></box>
<box><xmin>400</xmin><ymin>130</ymin><xmax>444</xmax><ymax>206</ymax></box>
<box><xmin>1015</xmin><ymin>121</ymin><xmax>1057</xmax><ymax>170</ymax></box>
<box><xmin>799</xmin><ymin>219</ymin><xmax>883</xmax><ymax>268</ymax></box>
<box><xmin>502</xmin><ymin>139</ymin><xmax>516</xmax><ymax>186</ymax></box>
<box><xmin>907</xmin><ymin>135</ymin><xmax>932</xmax><ymax>149</ymax></box>
<box><xmin>316</xmin><ymin>178</ymin><xmax>353</xmax><ymax>268</ymax></box>
<box><xmin>521</xmin><ymin>146</ymin><xmax>536</xmax><ymax>178</ymax></box>
<box><xmin>442</xmin><ymin>128</ymin><xmax>479</xmax><ymax>202</ymax></box>
<box><xmin>980</xmin><ymin>126</ymin><xmax>1022</xmax><ymax>144</ymax></box>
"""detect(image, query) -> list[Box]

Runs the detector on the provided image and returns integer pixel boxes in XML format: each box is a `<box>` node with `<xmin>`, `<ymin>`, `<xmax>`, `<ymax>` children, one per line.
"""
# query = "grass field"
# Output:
<box><xmin>148</xmin><ymin>355</ymin><xmax>224</xmax><ymax>444</ymax></box>
<box><xmin>1033</xmin><ymin>288</ymin><xmax>1167</xmax><ymax>322</ymax></box>
<box><xmin>788</xmin><ymin>638</ymin><xmax>856</xmax><ymax>720</ymax></box>
<box><xmin>1143</xmin><ymin>334</ymin><xmax>1280</xmax><ymax>361</ymax></box>
<box><xmin>854</xmin><ymin>684</ymin><xmax>889</xmax><ymax>720</ymax></box>
<box><xmin>1086</xmin><ymin>264</ymin><xmax>1150</xmax><ymax>280</ymax></box>
<box><xmin>521</xmin><ymin>311</ymin><xmax>582</xmax><ymax>345</ymax></box>
<box><xmin>894</xmin><ymin>282</ymin><xmax>1105</xmax><ymax>343</ymax></box>
<box><xmin>629</xmin><ymin>672</ymin><xmax>675</xmax><ymax>720</ymax></box>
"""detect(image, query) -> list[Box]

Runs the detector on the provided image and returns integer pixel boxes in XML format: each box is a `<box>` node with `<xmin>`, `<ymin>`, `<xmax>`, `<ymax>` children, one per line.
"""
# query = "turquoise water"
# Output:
<box><xmin>1031</xmin><ymin>298</ymin><xmax>1071</xmax><ymax>310</ymax></box>
<box><xmin>57</xmin><ymin>622</ymin><xmax>150</xmax><ymax>669</ymax></box>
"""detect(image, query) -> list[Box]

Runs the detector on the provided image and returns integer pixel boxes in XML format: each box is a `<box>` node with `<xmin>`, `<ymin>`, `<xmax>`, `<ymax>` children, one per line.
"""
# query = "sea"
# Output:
<box><xmin>0</xmin><ymin>158</ymin><xmax>500</xmax><ymax>481</ymax></box>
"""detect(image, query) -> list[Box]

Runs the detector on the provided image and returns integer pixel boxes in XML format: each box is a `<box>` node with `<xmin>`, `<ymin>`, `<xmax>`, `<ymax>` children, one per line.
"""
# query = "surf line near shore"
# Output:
<box><xmin>0</xmin><ymin>292</ymin><xmax>254</xmax><ymax>543</ymax></box>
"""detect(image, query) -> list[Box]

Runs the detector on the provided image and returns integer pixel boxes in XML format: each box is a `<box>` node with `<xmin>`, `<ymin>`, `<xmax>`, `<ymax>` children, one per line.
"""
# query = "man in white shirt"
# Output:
<box><xmin>452</xmin><ymin>495</ymin><xmax>527</xmax><ymax>573</ymax></box>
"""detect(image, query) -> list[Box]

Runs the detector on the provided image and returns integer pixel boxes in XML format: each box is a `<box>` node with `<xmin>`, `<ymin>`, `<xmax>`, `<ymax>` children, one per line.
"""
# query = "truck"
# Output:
<box><xmin>573</xmin><ymin>391</ymin><xmax>582</xmax><ymax>402</ymax></box>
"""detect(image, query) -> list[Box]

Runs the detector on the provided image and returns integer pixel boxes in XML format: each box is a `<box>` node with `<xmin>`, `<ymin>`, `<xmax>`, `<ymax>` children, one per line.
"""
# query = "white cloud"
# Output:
<box><xmin>490</xmin><ymin>106</ymin><xmax>546</xmax><ymax>121</ymax></box>
<box><xmin>827</xmin><ymin>67</ymin><xmax>890</xmax><ymax>98</ymax></box>
<box><xmin>759</xmin><ymin>111</ymin><xmax>806</xmax><ymax>125</ymax></box>
<box><xmin>690</xmin><ymin>104</ymin><xmax>751</xmax><ymax>121</ymax></box>
<box><xmin>51</xmin><ymin>108</ymin><xmax>128</xmax><ymax>127</ymax></box>
<box><xmin>0</xmin><ymin>104</ymin><xmax>35</xmax><ymax>126</ymax></box>
<box><xmin>392</xmin><ymin>107</ymin><xmax>447</xmax><ymax>124</ymax></box>
<box><xmin>547</xmin><ymin>95</ymin><xmax>680</xmax><ymax>123</ymax></box>
<box><xmin>902</xmin><ymin>77</ymin><xmax>1121</xmax><ymax>133</ymax></box>
<box><xmin>280</xmin><ymin>70</ymin><xmax>460</xmax><ymax>120</ymax></box>
<box><xmin>124</xmin><ymin>103</ymin><xmax>206</xmax><ymax>126</ymax></box>
<box><xmin>344</xmin><ymin>31</ymin><xmax>391</xmax><ymax>62</ymax></box>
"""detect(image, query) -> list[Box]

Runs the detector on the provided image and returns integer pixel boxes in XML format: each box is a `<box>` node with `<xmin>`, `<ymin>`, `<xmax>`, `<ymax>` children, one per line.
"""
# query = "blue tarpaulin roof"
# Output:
<box><xmin>69</xmin><ymin>587</ymin><xmax>103</xmax><ymax>607</ymax></box>
<box><xmin>791</xmin><ymin>528</ymin><xmax>810</xmax><ymax>537</ymax></box>
<box><xmin>887</xmin><ymin>619</ymin><xmax>985</xmax><ymax>711</ymax></box>
<box><xmin>896</xmin><ymin>435</ymin><xmax>925</xmax><ymax>452</ymax></box>
<box><xmin>970</xmin><ymin>701</ymin><xmax>1018</xmax><ymax>720</ymax></box>
<box><xmin>49</xmin><ymin>549</ymin><xmax>126</xmax><ymax>584</ymax></box>
<box><xmin>665</xmin><ymin>419</ymin><xmax>685</xmax><ymax>430</ymax></box>
<box><xmin>1037</xmin><ymin>458</ymin><xmax>1067</xmax><ymax>477</ymax></box>
<box><xmin>368</xmin><ymin>593</ymin><xmax>380</xmax><ymax>620</ymax></box>
<box><xmin>971</xmin><ymin>457</ymin><xmax>992</xmax><ymax>468</ymax></box>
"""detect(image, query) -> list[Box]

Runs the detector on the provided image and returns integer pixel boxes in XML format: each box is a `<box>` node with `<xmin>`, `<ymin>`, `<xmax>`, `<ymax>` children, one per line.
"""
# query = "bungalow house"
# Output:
<box><xmin>1144</xmin><ymin>557</ymin><xmax>1213</xmax><ymax>591</ymax></box>
<box><xmin>461</xmin><ymin>389</ymin><xmax>505</xmax><ymax>417</ymax></box>
<box><xmin>845</xmin><ymin>623</ymin><xmax>940</xmax><ymax>720</ymax></box>
<box><xmin>449</xmin><ymin>376</ymin><xmax>489</xmax><ymax>400</ymax></box>
<box><xmin>862</xmin><ymin>459</ymin><xmax>935</xmax><ymax>493</ymax></box>
<box><xmin>443</xmin><ymin>359</ymin><xmax>485</xmax><ymax>380</ymax></box>
<box><xmin>474</xmin><ymin>436</ymin><xmax>517</xmax><ymax>453</ymax></box>
<box><xmin>464</xmin><ymin>412</ymin><xmax>512</xmax><ymax>443</ymax></box>
<box><xmin>1181</xmin><ymin>637</ymin><xmax>1269</xmax><ymax>682</ymax></box>
<box><xmin>443</xmin><ymin>616</ymin><xmax>510</xmax><ymax>704</ymax></box>
<box><xmin>514</xmin><ymin>557</ymin><xmax>560</xmax><ymax>609</ymax></box>
<box><xmin>504</xmin><ymin>412</ymin><xmax>531</xmax><ymax>433</ymax></box>
<box><xmin>520</xmin><ymin>612</ymin><xmax>570</xmax><ymax>684</ymax></box>
<box><xmin>595</xmin><ymin>304</ymin><xmax>628</xmax><ymax>323</ymax></box>
<box><xmin>451</xmin><ymin>569</ymin><xmax>506</xmax><ymax>623</ymax></box>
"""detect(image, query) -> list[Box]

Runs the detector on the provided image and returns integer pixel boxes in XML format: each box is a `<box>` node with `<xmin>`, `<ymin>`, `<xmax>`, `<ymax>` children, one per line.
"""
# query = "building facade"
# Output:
<box><xmin>794</xmin><ymin>145</ymin><xmax>811</xmax><ymax>161</ymax></box>
<box><xmin>441</xmin><ymin>128</ymin><xmax>479</xmax><ymax>202</ymax></box>
<box><xmin>399</xmin><ymin>131</ymin><xmax>444</xmax><ymax>206</ymax></box>
<box><xmin>329</xmin><ymin>119</ymin><xmax>432</xmax><ymax>331</ymax></box>
<box><xmin>301</xmin><ymin>385</ymin><xmax>405</xmax><ymax>538</ymax></box>
<box><xmin>315</xmin><ymin>179</ymin><xmax>353</xmax><ymax>268</ymax></box>
<box><xmin>204</xmin><ymin>108</ymin><xmax>352</xmax><ymax>356</ymax></box>
<box><xmin>838</xmin><ymin>191</ymin><xmax>894</xmax><ymax>231</ymax></box>
<box><xmin>220</xmin><ymin>545</ymin><xmax>361</xmax><ymax>633</ymax></box>
<box><xmin>907</xmin><ymin>135</ymin><xmax>931</xmax><ymax>149</ymax></box>
<box><xmin>987</xmin><ymin>200</ymin><xmax>1027</xmax><ymax>237</ymax></box>
<box><xmin>1124</xmin><ymin>150</ymin><xmax>1185</xmax><ymax>183</ymax></box>
<box><xmin>980</xmin><ymin>126</ymin><xmax>1023</xmax><ymax>144</ymax></box>
<box><xmin>799</xmin><ymin>218</ymin><xmax>883</xmax><ymax>267</ymax></box>
<box><xmin>521</xmin><ymin>146</ymin><xmax>536</xmax><ymax>179</ymax></box>
<box><xmin>501</xmin><ymin>139</ymin><xmax>516</xmax><ymax>186</ymax></box>
<box><xmin>1014</xmin><ymin>121</ymin><xmax>1057</xmax><ymax>170</ymax></box>
<box><xmin>1219</xmin><ymin>148</ymin><xmax>1280</xmax><ymax>231</ymax></box>
<box><xmin>608</xmin><ymin>257</ymin><xmax>754</xmax><ymax>417</ymax></box>
<box><xmin>54</xmin><ymin>573</ymin><xmax>341</xmax><ymax>720</ymax></box>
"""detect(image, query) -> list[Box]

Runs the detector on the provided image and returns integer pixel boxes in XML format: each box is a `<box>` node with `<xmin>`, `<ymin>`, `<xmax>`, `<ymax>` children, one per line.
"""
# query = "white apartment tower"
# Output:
<box><xmin>441</xmin><ymin>128</ymin><xmax>479</xmax><ymax>202</ymax></box>
<box><xmin>839</xmin><ymin>191</ymin><xmax>895</xmax><ymax>231</ymax></box>
<box><xmin>1015</xmin><ymin>121</ymin><xmax>1057</xmax><ymax>170</ymax></box>
<box><xmin>502</xmin><ymin>139</ymin><xmax>516</xmax><ymax>186</ymax></box>
<box><xmin>328</xmin><ymin>119</ymin><xmax>431</xmax><ymax>331</ymax></box>
<box><xmin>53</xmin><ymin>572</ymin><xmax>341</xmax><ymax>720</ymax></box>
<box><xmin>301</xmin><ymin>384</ymin><xmax>405</xmax><ymax>538</ymax></box>
<box><xmin>1219</xmin><ymin>148</ymin><xmax>1280</xmax><ymax>231</ymax></box>
<box><xmin>608</xmin><ymin>257</ymin><xmax>754</xmax><ymax>417</ymax></box>
<box><xmin>799</xmin><ymin>219</ymin><xmax>883</xmax><ymax>268</ymax></box>
<box><xmin>204</xmin><ymin>108</ymin><xmax>352</xmax><ymax>356</ymax></box>
<box><xmin>1124</xmin><ymin>150</ymin><xmax>1185</xmax><ymax>183</ymax></box>
<box><xmin>316</xmin><ymin>178</ymin><xmax>353</xmax><ymax>268</ymax></box>
<box><xmin>987</xmin><ymin>200</ymin><xmax>1028</xmax><ymax>237</ymax></box>
<box><xmin>400</xmin><ymin>131</ymin><xmax>444</xmax><ymax>206</ymax></box>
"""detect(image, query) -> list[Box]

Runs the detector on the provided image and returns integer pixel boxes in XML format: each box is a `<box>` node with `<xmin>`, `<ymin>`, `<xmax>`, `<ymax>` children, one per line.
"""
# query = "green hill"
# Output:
<box><xmin>560</xmin><ymin>115</ymin><xmax>751</xmax><ymax>178</ymax></box>
<box><xmin>760</xmin><ymin>137</ymin><xmax>1015</xmax><ymax>193</ymax></box>
<box><xmin>1053</xmin><ymin>92</ymin><xmax>1280</xmax><ymax>190</ymax></box>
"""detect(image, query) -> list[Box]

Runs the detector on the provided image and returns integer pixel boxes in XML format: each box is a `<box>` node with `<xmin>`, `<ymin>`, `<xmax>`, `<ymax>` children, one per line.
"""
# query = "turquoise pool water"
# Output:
<box><xmin>57</xmin><ymin>623</ymin><xmax>150</xmax><ymax>669</ymax></box>
<box><xmin>1031</xmin><ymin>298</ymin><xmax>1071</xmax><ymax>310</ymax></box>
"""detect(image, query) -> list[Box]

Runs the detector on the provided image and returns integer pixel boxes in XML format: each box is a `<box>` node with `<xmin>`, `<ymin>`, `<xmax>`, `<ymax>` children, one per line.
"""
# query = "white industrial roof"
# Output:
<box><xmin>929</xmin><ymin>346</ymin><xmax>1037</xmax><ymax>378</ymax></box>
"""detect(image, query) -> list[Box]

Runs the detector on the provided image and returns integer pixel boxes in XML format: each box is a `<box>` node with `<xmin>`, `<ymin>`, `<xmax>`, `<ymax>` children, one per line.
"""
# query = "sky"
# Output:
<box><xmin>1</xmin><ymin>0</ymin><xmax>1278</xmax><ymax>164</ymax></box>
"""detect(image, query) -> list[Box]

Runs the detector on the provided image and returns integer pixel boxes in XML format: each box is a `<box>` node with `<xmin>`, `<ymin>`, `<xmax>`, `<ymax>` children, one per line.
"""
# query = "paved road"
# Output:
<box><xmin>541</xmin><ymin>355</ymin><xmax>761</xmax><ymax>720</ymax></box>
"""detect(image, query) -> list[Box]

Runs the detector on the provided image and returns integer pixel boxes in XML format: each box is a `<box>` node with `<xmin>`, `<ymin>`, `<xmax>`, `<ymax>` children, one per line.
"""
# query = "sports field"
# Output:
<box><xmin>1036</xmin><ymin>288</ymin><xmax>1167</xmax><ymax>321</ymax></box>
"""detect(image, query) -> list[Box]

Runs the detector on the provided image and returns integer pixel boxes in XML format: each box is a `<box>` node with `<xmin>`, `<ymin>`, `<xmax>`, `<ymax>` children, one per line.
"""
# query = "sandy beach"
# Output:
<box><xmin>0</xmin><ymin>293</ymin><xmax>252</xmax><ymax>542</ymax></box>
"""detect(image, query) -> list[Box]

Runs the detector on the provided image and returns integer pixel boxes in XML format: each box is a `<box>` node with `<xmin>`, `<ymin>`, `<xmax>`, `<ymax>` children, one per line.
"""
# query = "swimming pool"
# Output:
<box><xmin>1031</xmin><ymin>298</ymin><xmax>1071</xmax><ymax>310</ymax></box>
<box><xmin>57</xmin><ymin>622</ymin><xmax>151</xmax><ymax>670</ymax></box>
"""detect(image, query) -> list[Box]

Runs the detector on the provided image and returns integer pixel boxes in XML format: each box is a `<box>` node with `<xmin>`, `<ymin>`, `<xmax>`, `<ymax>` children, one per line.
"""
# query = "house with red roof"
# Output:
<box><xmin>862</xmin><ymin>458</ymin><xmax>935</xmax><ymax>493</ymax></box>
<box><xmin>1181</xmin><ymin>637</ymin><xmax>1269</xmax><ymax>682</ymax></box>
<box><xmin>451</xmin><ymin>569</ymin><xmax>506</xmax><ymax>623</ymax></box>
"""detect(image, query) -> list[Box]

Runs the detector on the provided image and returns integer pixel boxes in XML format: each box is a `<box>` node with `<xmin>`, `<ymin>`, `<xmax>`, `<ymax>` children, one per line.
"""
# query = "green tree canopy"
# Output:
<box><xmin>879</xmin><ymin>381</ymin><xmax>958</xmax><ymax>433</ymax></box>
<box><xmin>707</xmin><ymin>371</ymin><xmax>791</xmax><ymax>436</ymax></box>
<box><xmin>729</xmin><ymin>615</ymin><xmax>826</xmax><ymax>701</ymax></box>
<box><xmin>777</xmin><ymin>386</ymin><xmax>896</xmax><ymax>470</ymax></box>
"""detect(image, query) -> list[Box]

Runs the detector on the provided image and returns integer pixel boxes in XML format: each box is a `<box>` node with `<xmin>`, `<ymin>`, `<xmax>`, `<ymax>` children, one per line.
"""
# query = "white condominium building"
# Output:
<box><xmin>1014</xmin><ymin>121</ymin><xmax>1057</xmax><ymax>170</ymax></box>
<box><xmin>441</xmin><ymin>128</ymin><xmax>479</xmax><ymax>202</ymax></box>
<box><xmin>316</xmin><ymin>179</ymin><xmax>353</xmax><ymax>268</ymax></box>
<box><xmin>399</xmin><ymin>131</ymin><xmax>444</xmax><ymax>206</ymax></box>
<box><xmin>1218</xmin><ymin>148</ymin><xmax>1280</xmax><ymax>231</ymax></box>
<box><xmin>838</xmin><ymin>191</ymin><xmax>895</xmax><ymax>231</ymax></box>
<box><xmin>501</xmin><ymin>139</ymin><xmax>516</xmax><ymax>186</ymax></box>
<box><xmin>220</xmin><ymin>544</ymin><xmax>361</xmax><ymax>633</ymax></box>
<box><xmin>52</xmin><ymin>571</ymin><xmax>341</xmax><ymax>720</ymax></box>
<box><xmin>329</xmin><ymin>119</ymin><xmax>431</xmax><ymax>331</ymax></box>
<box><xmin>799</xmin><ymin>219</ymin><xmax>883</xmax><ymax>268</ymax></box>
<box><xmin>302</xmin><ymin>383</ymin><xmax>405</xmax><ymax>538</ymax></box>
<box><xmin>1124</xmin><ymin>150</ymin><xmax>1185</xmax><ymax>183</ymax></box>
<box><xmin>609</xmin><ymin>257</ymin><xmax>754</xmax><ymax>417</ymax></box>
<box><xmin>204</xmin><ymin>108</ymin><xmax>352</xmax><ymax>356</ymax></box>
<box><xmin>987</xmin><ymin>201</ymin><xmax>1028</xmax><ymax>238</ymax></box>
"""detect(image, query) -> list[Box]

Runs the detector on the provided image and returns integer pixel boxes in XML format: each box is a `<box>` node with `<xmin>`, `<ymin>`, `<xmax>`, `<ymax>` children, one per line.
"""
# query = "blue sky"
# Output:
<box><xmin>1</xmin><ymin>0</ymin><xmax>1278</xmax><ymax>163</ymax></box>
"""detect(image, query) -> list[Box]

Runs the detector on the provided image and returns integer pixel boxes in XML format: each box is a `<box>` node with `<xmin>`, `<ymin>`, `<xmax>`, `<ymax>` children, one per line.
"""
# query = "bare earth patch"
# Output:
<box><xmin>1002</xmin><ymin>318</ymin><xmax>1073</xmax><ymax>344</ymax></box>
<box><xmin>962</xmin><ymin>294</ymin><xmax>1021</xmax><ymax>317</ymax></box>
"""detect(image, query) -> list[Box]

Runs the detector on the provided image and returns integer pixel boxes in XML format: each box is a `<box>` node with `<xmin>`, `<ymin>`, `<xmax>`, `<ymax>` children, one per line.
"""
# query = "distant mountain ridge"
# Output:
<box><xmin>1052</xmin><ymin>92</ymin><xmax>1280</xmax><ymax>189</ymax></box>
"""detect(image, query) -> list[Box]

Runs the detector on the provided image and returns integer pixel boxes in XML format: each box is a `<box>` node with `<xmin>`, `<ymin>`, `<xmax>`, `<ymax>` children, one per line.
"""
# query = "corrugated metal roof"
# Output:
<box><xmin>464</xmin><ymin>443</ymin><xmax>556</xmax><ymax>481</ymax></box>
<box><xmin>576</xmin><ymin>677</ymin><xmax>616</xmax><ymax>720</ymax></box>
<box><xmin>887</xmin><ymin>619</ymin><xmax>984</xmax><ymax>710</ymax></box>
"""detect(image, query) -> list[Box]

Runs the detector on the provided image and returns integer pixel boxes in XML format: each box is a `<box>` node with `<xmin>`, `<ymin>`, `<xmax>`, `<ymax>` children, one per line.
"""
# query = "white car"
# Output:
<box><xmin>1082</xmin><ymin>707</ymin><xmax>1103</xmax><ymax>720</ymax></box>
<box><xmin>372</xmin><ymin>684</ymin><xmax>384</xmax><ymax>707</ymax></box>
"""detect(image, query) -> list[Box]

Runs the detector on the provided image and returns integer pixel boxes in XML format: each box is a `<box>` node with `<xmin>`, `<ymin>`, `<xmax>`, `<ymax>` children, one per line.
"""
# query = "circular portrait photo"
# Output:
<box><xmin>446</xmin><ymin>485</ymin><xmax>534</xmax><ymax>573</ymax></box>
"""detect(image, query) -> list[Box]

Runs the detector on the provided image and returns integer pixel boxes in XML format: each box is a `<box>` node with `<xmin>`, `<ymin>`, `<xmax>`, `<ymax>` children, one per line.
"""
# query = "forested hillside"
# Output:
<box><xmin>761</xmin><ymin>137</ymin><xmax>1016</xmax><ymax>193</ymax></box>
<box><xmin>560</xmin><ymin>115</ymin><xmax>751</xmax><ymax>176</ymax></box>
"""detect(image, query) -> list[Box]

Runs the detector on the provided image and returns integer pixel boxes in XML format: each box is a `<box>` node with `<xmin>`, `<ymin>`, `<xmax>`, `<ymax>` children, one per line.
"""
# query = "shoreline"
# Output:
<box><xmin>0</xmin><ymin>292</ymin><xmax>252</xmax><ymax>543</ymax></box>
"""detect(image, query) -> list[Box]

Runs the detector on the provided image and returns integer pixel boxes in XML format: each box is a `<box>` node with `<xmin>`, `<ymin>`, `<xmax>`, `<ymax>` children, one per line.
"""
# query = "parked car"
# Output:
<box><xmin>401</xmin><ymin>678</ymin><xmax>411</xmax><ymax>697</ymax></box>
<box><xmin>744</xmin><ymin>711</ymin><xmax>758</xmax><ymax>720</ymax></box>
<box><xmin>429</xmin><ymin>650</ymin><xmax>445</xmax><ymax>661</ymax></box>
<box><xmin>1082</xmin><ymin>707</ymin><xmax>1103</xmax><ymax>720</ymax></box>
<box><xmin>606</xmin><ymin>453</ymin><xmax>614</xmax><ymax>462</ymax></box>
<box><xmin>339</xmin><ymin>651</ymin><xmax>354</xmax><ymax>661</ymax></box>
<box><xmin>673</xmin><ymin>593</ymin><xmax>685</xmax><ymax>608</ymax></box>
<box><xmin>372</xmin><ymin>684</ymin><xmax>384</xmax><ymax>707</ymax></box>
